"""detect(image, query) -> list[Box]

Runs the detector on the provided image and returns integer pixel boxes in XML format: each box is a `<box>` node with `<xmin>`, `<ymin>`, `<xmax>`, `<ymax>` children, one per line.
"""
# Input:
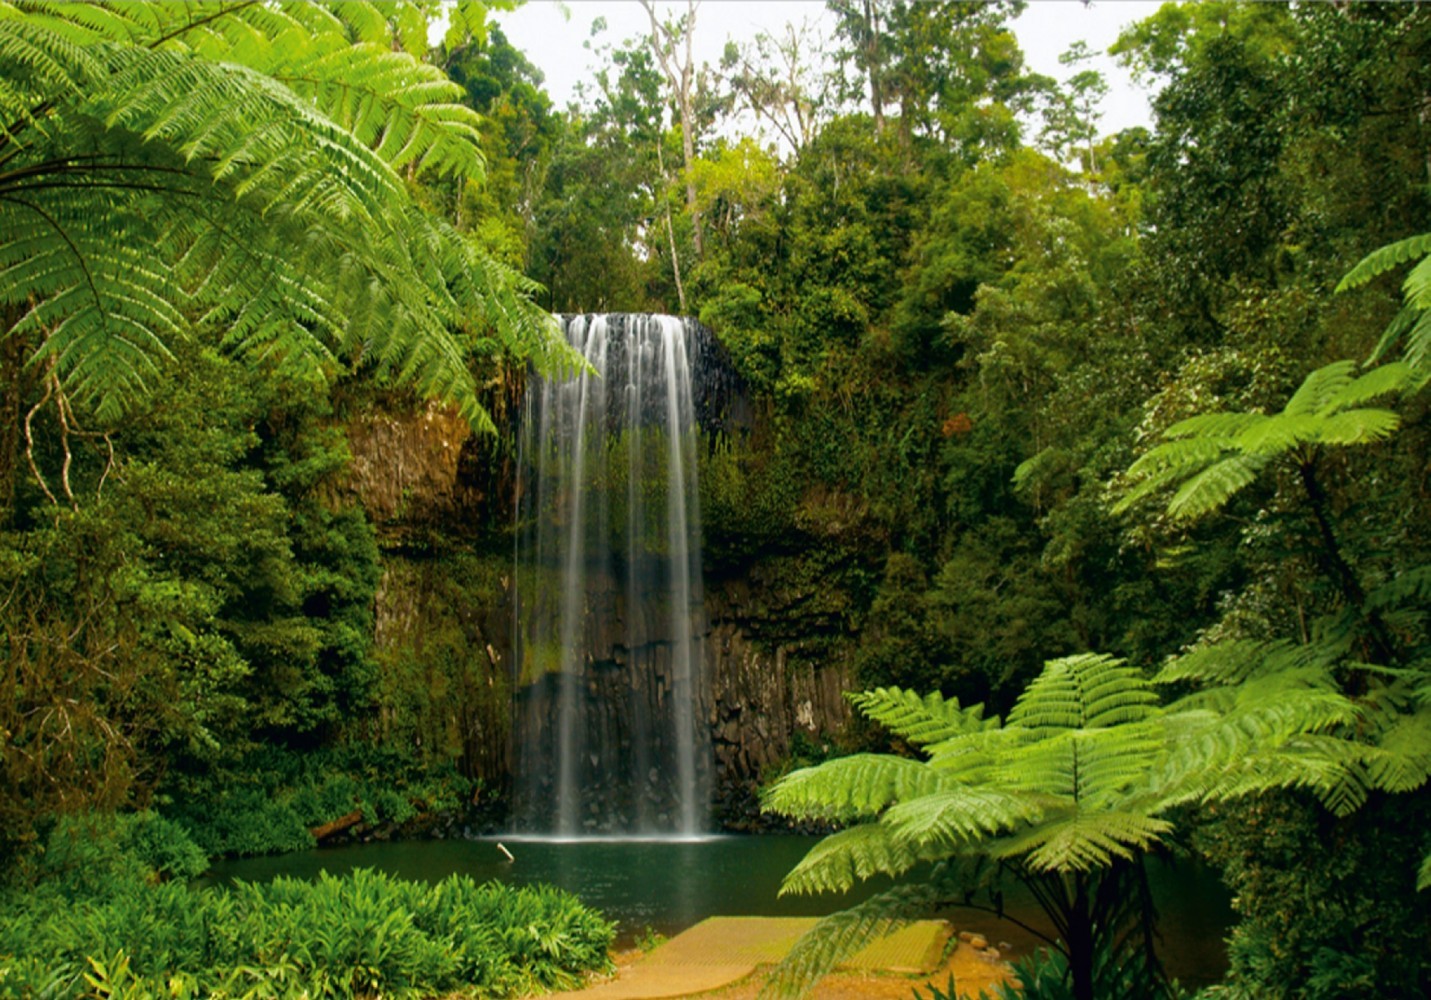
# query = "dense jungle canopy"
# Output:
<box><xmin>1</xmin><ymin>2</ymin><xmax>1429</xmax><ymax>998</ymax></box>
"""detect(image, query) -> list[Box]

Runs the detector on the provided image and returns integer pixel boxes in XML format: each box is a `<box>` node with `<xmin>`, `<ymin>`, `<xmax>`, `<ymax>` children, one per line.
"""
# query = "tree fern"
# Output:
<box><xmin>846</xmin><ymin>687</ymin><xmax>996</xmax><ymax>747</ymax></box>
<box><xmin>776</xmin><ymin>822</ymin><xmax>924</xmax><ymax>896</ymax></box>
<box><xmin>1115</xmin><ymin>360</ymin><xmax>1413</xmax><ymax>522</ymax></box>
<box><xmin>1338</xmin><ymin>231</ymin><xmax>1431</xmax><ymax>374</ymax></box>
<box><xmin>0</xmin><ymin>1</ymin><xmax>568</xmax><ymax>430</ymax></box>
<box><xmin>762</xmin><ymin>650</ymin><xmax>1352</xmax><ymax>997</ymax></box>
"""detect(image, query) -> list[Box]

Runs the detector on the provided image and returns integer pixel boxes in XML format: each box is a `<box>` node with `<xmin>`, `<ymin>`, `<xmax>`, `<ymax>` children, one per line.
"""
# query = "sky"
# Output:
<box><xmin>491</xmin><ymin>0</ymin><xmax>1166</xmax><ymax>137</ymax></box>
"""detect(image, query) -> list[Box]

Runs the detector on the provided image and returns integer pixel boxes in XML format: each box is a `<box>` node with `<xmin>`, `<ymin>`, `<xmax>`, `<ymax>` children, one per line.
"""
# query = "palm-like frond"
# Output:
<box><xmin>0</xmin><ymin>1</ymin><xmax>565</xmax><ymax>428</ymax></box>
<box><xmin>847</xmin><ymin>687</ymin><xmax>996</xmax><ymax>747</ymax></box>
<box><xmin>882</xmin><ymin>786</ymin><xmax>1044</xmax><ymax>855</ymax></box>
<box><xmin>777</xmin><ymin>822</ymin><xmax>923</xmax><ymax>896</ymax></box>
<box><xmin>1339</xmin><ymin>232</ymin><xmax>1431</xmax><ymax>374</ymax></box>
<box><xmin>1009</xmin><ymin>654</ymin><xmax>1158</xmax><ymax>730</ymax></box>
<box><xmin>1116</xmin><ymin>360</ymin><xmax>1414</xmax><ymax>522</ymax></box>
<box><xmin>762</xmin><ymin>755</ymin><xmax>950</xmax><ymax>822</ymax></box>
<box><xmin>1336</xmin><ymin>232</ymin><xmax>1431</xmax><ymax>292</ymax></box>
<box><xmin>995</xmin><ymin>808</ymin><xmax>1173</xmax><ymax>872</ymax></box>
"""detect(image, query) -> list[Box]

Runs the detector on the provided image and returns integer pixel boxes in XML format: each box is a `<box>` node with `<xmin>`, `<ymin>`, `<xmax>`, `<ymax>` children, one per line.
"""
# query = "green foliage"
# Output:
<box><xmin>0</xmin><ymin>865</ymin><xmax>614</xmax><ymax>1000</ymax></box>
<box><xmin>762</xmin><ymin>652</ymin><xmax>1351</xmax><ymax>998</ymax></box>
<box><xmin>1338</xmin><ymin>231</ymin><xmax>1431</xmax><ymax>375</ymax></box>
<box><xmin>17</xmin><ymin>812</ymin><xmax>208</xmax><ymax>900</ymax></box>
<box><xmin>168</xmin><ymin>746</ymin><xmax>475</xmax><ymax>858</ymax></box>
<box><xmin>1194</xmin><ymin>793</ymin><xmax>1431</xmax><ymax>1000</ymax></box>
<box><xmin>985</xmin><ymin>943</ymin><xmax>1160</xmax><ymax>1000</ymax></box>
<box><xmin>1117</xmin><ymin>360</ymin><xmax>1414</xmax><ymax>521</ymax></box>
<box><xmin>0</xmin><ymin>0</ymin><xmax>567</xmax><ymax>430</ymax></box>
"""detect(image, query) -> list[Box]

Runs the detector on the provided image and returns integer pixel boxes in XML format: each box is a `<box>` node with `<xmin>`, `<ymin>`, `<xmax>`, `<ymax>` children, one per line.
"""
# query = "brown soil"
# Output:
<box><xmin>601</xmin><ymin>938</ymin><xmax>1015</xmax><ymax>999</ymax></box>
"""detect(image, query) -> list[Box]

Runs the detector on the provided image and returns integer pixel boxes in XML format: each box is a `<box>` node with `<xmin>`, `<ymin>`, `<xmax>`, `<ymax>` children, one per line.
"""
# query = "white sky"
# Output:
<box><xmin>493</xmin><ymin>0</ymin><xmax>1164</xmax><ymax>136</ymax></box>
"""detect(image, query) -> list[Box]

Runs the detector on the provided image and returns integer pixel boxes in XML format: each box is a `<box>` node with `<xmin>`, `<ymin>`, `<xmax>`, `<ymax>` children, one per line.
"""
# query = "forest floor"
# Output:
<box><xmin>542</xmin><ymin>915</ymin><xmax>1017</xmax><ymax>999</ymax></box>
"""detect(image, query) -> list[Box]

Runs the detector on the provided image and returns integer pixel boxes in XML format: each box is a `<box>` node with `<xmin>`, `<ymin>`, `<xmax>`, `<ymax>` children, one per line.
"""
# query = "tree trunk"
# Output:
<box><xmin>0</xmin><ymin>309</ymin><xmax>29</xmax><ymax>525</ymax></box>
<box><xmin>1067</xmin><ymin>873</ymin><xmax>1095</xmax><ymax>1000</ymax></box>
<box><xmin>642</xmin><ymin>0</ymin><xmax>705</xmax><ymax>262</ymax></box>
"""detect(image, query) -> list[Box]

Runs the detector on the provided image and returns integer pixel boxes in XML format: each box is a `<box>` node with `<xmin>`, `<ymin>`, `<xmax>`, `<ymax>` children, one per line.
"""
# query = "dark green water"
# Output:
<box><xmin>208</xmin><ymin>834</ymin><xmax>1234</xmax><ymax>987</ymax></box>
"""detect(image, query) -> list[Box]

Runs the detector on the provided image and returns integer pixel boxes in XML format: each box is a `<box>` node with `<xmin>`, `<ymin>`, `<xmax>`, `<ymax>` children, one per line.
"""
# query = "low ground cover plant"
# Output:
<box><xmin>0</xmin><ymin>816</ymin><xmax>614</xmax><ymax>999</ymax></box>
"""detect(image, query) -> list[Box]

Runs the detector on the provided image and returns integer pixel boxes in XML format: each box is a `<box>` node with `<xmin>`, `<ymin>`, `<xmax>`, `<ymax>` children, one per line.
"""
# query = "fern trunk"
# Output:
<box><xmin>0</xmin><ymin>312</ymin><xmax>27</xmax><ymax>525</ymax></box>
<box><xmin>1067</xmin><ymin>872</ymin><xmax>1095</xmax><ymax>1000</ymax></box>
<box><xmin>1297</xmin><ymin>458</ymin><xmax>1398</xmax><ymax>667</ymax></box>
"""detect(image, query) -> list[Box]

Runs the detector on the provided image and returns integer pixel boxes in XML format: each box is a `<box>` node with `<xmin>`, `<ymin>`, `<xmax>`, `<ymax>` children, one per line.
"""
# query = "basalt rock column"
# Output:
<box><xmin>513</xmin><ymin>314</ymin><xmax>711</xmax><ymax>836</ymax></box>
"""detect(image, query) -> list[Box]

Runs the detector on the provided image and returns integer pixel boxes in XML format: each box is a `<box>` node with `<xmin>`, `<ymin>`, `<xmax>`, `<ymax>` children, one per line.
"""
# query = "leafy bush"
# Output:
<box><xmin>16</xmin><ymin>813</ymin><xmax>208</xmax><ymax>900</ymax></box>
<box><xmin>0</xmin><ymin>868</ymin><xmax>614</xmax><ymax>999</ymax></box>
<box><xmin>167</xmin><ymin>746</ymin><xmax>475</xmax><ymax>857</ymax></box>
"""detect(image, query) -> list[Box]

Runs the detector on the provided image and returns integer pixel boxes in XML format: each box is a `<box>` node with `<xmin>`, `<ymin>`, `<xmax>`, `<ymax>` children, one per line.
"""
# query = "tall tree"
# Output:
<box><xmin>641</xmin><ymin>0</ymin><xmax>706</xmax><ymax>262</ymax></box>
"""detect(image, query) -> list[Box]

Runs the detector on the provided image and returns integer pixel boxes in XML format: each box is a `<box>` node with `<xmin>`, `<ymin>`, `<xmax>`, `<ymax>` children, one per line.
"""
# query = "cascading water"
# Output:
<box><xmin>512</xmin><ymin>314</ymin><xmax>712</xmax><ymax>837</ymax></box>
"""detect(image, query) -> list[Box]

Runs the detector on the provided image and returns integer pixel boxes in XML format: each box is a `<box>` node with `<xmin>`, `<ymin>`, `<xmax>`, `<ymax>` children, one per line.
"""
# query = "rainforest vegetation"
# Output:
<box><xmin>1</xmin><ymin>1</ymin><xmax>1429</xmax><ymax>998</ymax></box>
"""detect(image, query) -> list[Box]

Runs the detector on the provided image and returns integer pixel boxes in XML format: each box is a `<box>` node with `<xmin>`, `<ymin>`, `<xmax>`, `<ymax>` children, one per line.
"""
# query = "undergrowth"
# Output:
<box><xmin>0</xmin><ymin>814</ymin><xmax>614</xmax><ymax>999</ymax></box>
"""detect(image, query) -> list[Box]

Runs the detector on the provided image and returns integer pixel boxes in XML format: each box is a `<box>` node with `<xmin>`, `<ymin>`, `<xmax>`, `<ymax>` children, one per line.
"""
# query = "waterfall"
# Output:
<box><xmin>513</xmin><ymin>314</ymin><xmax>711</xmax><ymax>837</ymax></box>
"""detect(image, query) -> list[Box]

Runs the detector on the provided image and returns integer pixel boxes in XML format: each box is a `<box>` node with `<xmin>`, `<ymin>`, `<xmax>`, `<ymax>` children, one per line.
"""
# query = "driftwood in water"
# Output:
<box><xmin>310</xmin><ymin>809</ymin><xmax>363</xmax><ymax>842</ymax></box>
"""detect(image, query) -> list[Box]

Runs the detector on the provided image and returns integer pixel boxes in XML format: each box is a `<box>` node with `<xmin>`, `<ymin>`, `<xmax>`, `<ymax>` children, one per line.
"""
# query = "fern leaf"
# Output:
<box><xmin>883</xmin><ymin>787</ymin><xmax>1044</xmax><ymax>855</ymax></box>
<box><xmin>997</xmin><ymin>808</ymin><xmax>1173</xmax><ymax>873</ymax></box>
<box><xmin>777</xmin><ymin>823</ymin><xmax>923</xmax><ymax>897</ymax></box>
<box><xmin>762</xmin><ymin>755</ymin><xmax>951</xmax><ymax>822</ymax></box>
<box><xmin>1009</xmin><ymin>653</ymin><xmax>1157</xmax><ymax>731</ymax></box>
<box><xmin>1336</xmin><ymin>232</ymin><xmax>1431</xmax><ymax>292</ymax></box>
<box><xmin>1285</xmin><ymin>360</ymin><xmax>1357</xmax><ymax>416</ymax></box>
<box><xmin>1314</xmin><ymin>408</ymin><xmax>1401</xmax><ymax>446</ymax></box>
<box><xmin>848</xmin><ymin>687</ymin><xmax>994</xmax><ymax>747</ymax></box>
<box><xmin>1363</xmin><ymin>708</ymin><xmax>1431</xmax><ymax>794</ymax></box>
<box><xmin>1326</xmin><ymin>361</ymin><xmax>1413</xmax><ymax>411</ymax></box>
<box><xmin>1160</xmin><ymin>411</ymin><xmax>1261</xmax><ymax>441</ymax></box>
<box><xmin>1123</xmin><ymin>435</ymin><xmax>1229</xmax><ymax>478</ymax></box>
<box><xmin>1165</xmin><ymin>454</ymin><xmax>1264</xmax><ymax>520</ymax></box>
<box><xmin>1404</xmin><ymin>252</ymin><xmax>1431</xmax><ymax>311</ymax></box>
<box><xmin>1233</xmin><ymin>413</ymin><xmax>1313</xmax><ymax>455</ymax></box>
<box><xmin>1419</xmin><ymin>851</ymin><xmax>1431</xmax><ymax>892</ymax></box>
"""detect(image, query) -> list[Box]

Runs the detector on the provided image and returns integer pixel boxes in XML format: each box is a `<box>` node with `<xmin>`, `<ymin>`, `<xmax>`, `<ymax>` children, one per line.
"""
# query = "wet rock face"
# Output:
<box><xmin>704</xmin><ymin>576</ymin><xmax>856</xmax><ymax>830</ymax></box>
<box><xmin>345</xmin><ymin>399</ymin><xmax>471</xmax><ymax>525</ymax></box>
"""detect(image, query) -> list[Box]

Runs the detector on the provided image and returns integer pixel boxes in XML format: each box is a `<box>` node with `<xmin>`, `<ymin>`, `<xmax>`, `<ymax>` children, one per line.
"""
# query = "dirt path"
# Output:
<box><xmin>541</xmin><ymin>916</ymin><xmax>1016</xmax><ymax>999</ymax></box>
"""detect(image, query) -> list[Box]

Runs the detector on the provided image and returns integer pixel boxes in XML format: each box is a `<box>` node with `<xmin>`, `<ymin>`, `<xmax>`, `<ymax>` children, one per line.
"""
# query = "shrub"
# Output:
<box><xmin>0</xmin><ymin>866</ymin><xmax>614</xmax><ymax>999</ymax></box>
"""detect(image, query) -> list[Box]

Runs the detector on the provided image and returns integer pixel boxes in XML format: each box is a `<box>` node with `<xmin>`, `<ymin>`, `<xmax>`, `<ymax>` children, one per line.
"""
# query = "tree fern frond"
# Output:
<box><xmin>777</xmin><ymin>823</ymin><xmax>923</xmax><ymax>897</ymax></box>
<box><xmin>1161</xmin><ymin>411</ymin><xmax>1261</xmax><ymax>441</ymax></box>
<box><xmin>1123</xmin><ymin>435</ymin><xmax>1230</xmax><ymax>477</ymax></box>
<box><xmin>849</xmin><ymin>687</ymin><xmax>995</xmax><ymax>747</ymax></box>
<box><xmin>1326</xmin><ymin>361</ymin><xmax>1413</xmax><ymax>411</ymax></box>
<box><xmin>997</xmin><ymin>809</ymin><xmax>1173</xmax><ymax>873</ymax></box>
<box><xmin>1363</xmin><ymin>708</ymin><xmax>1431</xmax><ymax>794</ymax></box>
<box><xmin>883</xmin><ymin>787</ymin><xmax>1044</xmax><ymax>855</ymax></box>
<box><xmin>758</xmin><ymin>882</ymin><xmax>942</xmax><ymax>999</ymax></box>
<box><xmin>1009</xmin><ymin>653</ymin><xmax>1157</xmax><ymax>731</ymax></box>
<box><xmin>1165</xmin><ymin>454</ymin><xmax>1264</xmax><ymax>520</ymax></box>
<box><xmin>1314</xmin><ymin>407</ymin><xmax>1401</xmax><ymax>446</ymax></box>
<box><xmin>1110</xmin><ymin>460</ymin><xmax>1203</xmax><ymax>515</ymax></box>
<box><xmin>762</xmin><ymin>755</ymin><xmax>952</xmax><ymax>822</ymax></box>
<box><xmin>1336</xmin><ymin>232</ymin><xmax>1431</xmax><ymax>292</ymax></box>
<box><xmin>1418</xmin><ymin>851</ymin><xmax>1431</xmax><ymax>892</ymax></box>
<box><xmin>1285</xmin><ymin>359</ymin><xmax>1358</xmax><ymax>416</ymax></box>
<box><xmin>270</xmin><ymin>43</ymin><xmax>486</xmax><ymax>181</ymax></box>
<box><xmin>1404</xmin><ymin>308</ymin><xmax>1431</xmax><ymax>377</ymax></box>
<box><xmin>1403</xmin><ymin>251</ymin><xmax>1431</xmax><ymax>311</ymax></box>
<box><xmin>1232</xmin><ymin>413</ymin><xmax>1312</xmax><ymax>455</ymax></box>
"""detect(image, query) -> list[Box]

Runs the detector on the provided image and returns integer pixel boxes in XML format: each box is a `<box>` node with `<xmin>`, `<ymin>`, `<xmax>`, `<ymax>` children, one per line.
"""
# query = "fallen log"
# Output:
<box><xmin>310</xmin><ymin>808</ymin><xmax>363</xmax><ymax>842</ymax></box>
